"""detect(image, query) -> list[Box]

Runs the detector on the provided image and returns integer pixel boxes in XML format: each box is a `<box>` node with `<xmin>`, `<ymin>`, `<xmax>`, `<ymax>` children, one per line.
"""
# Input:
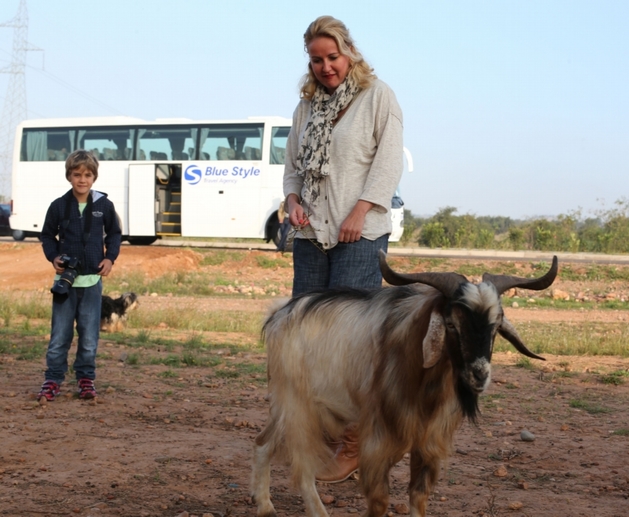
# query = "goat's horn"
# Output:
<box><xmin>482</xmin><ymin>256</ymin><xmax>558</xmax><ymax>295</ymax></box>
<box><xmin>498</xmin><ymin>317</ymin><xmax>545</xmax><ymax>360</ymax></box>
<box><xmin>379</xmin><ymin>250</ymin><xmax>467</xmax><ymax>298</ymax></box>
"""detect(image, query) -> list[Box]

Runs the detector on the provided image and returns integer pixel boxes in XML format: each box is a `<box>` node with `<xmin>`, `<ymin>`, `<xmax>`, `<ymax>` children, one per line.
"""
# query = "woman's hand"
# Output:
<box><xmin>286</xmin><ymin>194</ymin><xmax>310</xmax><ymax>228</ymax></box>
<box><xmin>338</xmin><ymin>200</ymin><xmax>374</xmax><ymax>243</ymax></box>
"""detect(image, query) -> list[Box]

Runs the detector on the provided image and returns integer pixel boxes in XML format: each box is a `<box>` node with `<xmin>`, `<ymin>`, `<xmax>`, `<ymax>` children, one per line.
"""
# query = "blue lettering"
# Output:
<box><xmin>205</xmin><ymin>166</ymin><xmax>229</xmax><ymax>176</ymax></box>
<box><xmin>231</xmin><ymin>166</ymin><xmax>261</xmax><ymax>179</ymax></box>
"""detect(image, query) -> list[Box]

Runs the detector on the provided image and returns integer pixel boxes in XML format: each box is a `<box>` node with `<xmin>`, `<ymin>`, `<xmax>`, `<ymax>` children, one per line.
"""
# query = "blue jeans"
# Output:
<box><xmin>292</xmin><ymin>235</ymin><xmax>389</xmax><ymax>296</ymax></box>
<box><xmin>45</xmin><ymin>280</ymin><xmax>102</xmax><ymax>384</ymax></box>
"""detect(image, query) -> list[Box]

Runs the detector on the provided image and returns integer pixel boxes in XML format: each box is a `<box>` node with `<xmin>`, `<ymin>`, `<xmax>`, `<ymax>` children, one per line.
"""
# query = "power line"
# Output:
<box><xmin>0</xmin><ymin>1</ymin><xmax>126</xmax><ymax>201</ymax></box>
<box><xmin>0</xmin><ymin>55</ymin><xmax>125</xmax><ymax>117</ymax></box>
<box><xmin>26</xmin><ymin>63</ymin><xmax>126</xmax><ymax>116</ymax></box>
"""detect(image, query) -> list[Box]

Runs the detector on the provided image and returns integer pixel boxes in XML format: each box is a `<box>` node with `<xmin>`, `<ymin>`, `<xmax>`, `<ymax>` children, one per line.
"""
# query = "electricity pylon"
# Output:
<box><xmin>0</xmin><ymin>0</ymin><xmax>41</xmax><ymax>201</ymax></box>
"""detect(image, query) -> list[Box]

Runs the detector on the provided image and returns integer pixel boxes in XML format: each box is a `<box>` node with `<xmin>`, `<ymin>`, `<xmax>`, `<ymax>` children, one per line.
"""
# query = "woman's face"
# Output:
<box><xmin>307</xmin><ymin>36</ymin><xmax>351</xmax><ymax>94</ymax></box>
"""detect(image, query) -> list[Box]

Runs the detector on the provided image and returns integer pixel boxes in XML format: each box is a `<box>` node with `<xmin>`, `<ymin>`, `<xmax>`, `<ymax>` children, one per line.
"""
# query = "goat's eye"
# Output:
<box><xmin>445</xmin><ymin>321</ymin><xmax>456</xmax><ymax>331</ymax></box>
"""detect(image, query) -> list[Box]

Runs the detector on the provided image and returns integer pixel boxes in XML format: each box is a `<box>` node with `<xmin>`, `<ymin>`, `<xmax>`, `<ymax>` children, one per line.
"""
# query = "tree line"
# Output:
<box><xmin>401</xmin><ymin>199</ymin><xmax>629</xmax><ymax>253</ymax></box>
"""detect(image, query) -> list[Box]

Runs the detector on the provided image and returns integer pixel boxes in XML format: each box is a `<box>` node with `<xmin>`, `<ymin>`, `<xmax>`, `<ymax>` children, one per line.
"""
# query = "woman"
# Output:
<box><xmin>283</xmin><ymin>15</ymin><xmax>404</xmax><ymax>482</ymax></box>
<box><xmin>284</xmin><ymin>15</ymin><xmax>403</xmax><ymax>297</ymax></box>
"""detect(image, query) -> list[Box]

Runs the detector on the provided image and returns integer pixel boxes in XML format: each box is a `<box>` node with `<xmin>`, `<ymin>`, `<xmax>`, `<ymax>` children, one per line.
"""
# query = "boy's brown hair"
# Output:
<box><xmin>65</xmin><ymin>150</ymin><xmax>99</xmax><ymax>180</ymax></box>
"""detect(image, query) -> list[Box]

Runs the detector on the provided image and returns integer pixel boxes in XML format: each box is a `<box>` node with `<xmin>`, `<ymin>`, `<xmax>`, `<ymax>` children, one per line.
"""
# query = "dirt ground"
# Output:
<box><xmin>0</xmin><ymin>243</ymin><xmax>628</xmax><ymax>517</ymax></box>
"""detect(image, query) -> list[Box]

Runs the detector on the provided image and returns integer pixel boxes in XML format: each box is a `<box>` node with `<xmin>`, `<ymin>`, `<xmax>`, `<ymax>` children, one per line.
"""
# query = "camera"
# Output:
<box><xmin>50</xmin><ymin>255</ymin><xmax>81</xmax><ymax>296</ymax></box>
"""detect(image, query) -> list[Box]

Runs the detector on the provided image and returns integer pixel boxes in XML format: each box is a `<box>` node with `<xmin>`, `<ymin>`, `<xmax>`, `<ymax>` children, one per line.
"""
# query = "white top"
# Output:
<box><xmin>283</xmin><ymin>79</ymin><xmax>404</xmax><ymax>249</ymax></box>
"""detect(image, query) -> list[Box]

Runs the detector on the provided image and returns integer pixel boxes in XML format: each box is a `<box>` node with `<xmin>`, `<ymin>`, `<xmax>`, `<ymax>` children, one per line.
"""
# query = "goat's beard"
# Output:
<box><xmin>455</xmin><ymin>374</ymin><xmax>481</xmax><ymax>423</ymax></box>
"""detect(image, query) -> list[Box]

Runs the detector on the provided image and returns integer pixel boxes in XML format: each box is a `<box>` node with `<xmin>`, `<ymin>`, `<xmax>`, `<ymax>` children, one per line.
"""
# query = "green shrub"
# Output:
<box><xmin>405</xmin><ymin>197</ymin><xmax>629</xmax><ymax>253</ymax></box>
<box><xmin>508</xmin><ymin>227</ymin><xmax>524</xmax><ymax>250</ymax></box>
<box><xmin>420</xmin><ymin>222</ymin><xmax>447</xmax><ymax>248</ymax></box>
<box><xmin>475</xmin><ymin>228</ymin><xmax>494</xmax><ymax>249</ymax></box>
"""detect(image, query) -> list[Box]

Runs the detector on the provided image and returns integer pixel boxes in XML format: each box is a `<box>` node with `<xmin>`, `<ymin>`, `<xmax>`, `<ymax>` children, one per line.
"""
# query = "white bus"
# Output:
<box><xmin>10</xmin><ymin>116</ymin><xmax>409</xmax><ymax>245</ymax></box>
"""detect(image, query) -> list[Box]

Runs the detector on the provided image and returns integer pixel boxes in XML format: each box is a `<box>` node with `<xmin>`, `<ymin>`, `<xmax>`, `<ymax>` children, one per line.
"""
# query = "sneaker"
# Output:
<box><xmin>38</xmin><ymin>380</ymin><xmax>60</xmax><ymax>401</ymax></box>
<box><xmin>78</xmin><ymin>378</ymin><xmax>97</xmax><ymax>399</ymax></box>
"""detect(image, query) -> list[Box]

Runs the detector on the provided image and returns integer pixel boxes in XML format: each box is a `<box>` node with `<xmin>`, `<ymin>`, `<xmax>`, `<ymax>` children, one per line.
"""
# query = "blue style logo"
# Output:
<box><xmin>184</xmin><ymin>164</ymin><xmax>202</xmax><ymax>185</ymax></box>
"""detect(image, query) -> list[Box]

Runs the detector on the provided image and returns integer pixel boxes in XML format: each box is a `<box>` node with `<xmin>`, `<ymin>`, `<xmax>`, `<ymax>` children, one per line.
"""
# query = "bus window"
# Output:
<box><xmin>20</xmin><ymin>128</ymin><xmax>73</xmax><ymax>162</ymax></box>
<box><xmin>78</xmin><ymin>127</ymin><xmax>135</xmax><ymax>160</ymax></box>
<box><xmin>270</xmin><ymin>126</ymin><xmax>289</xmax><ymax>164</ymax></box>
<box><xmin>198</xmin><ymin>123</ymin><xmax>263</xmax><ymax>161</ymax></box>
<box><xmin>137</xmin><ymin>126</ymin><xmax>196</xmax><ymax>161</ymax></box>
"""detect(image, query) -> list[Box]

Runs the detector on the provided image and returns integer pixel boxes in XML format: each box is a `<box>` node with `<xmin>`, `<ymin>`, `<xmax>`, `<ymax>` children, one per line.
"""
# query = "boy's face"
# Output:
<box><xmin>68</xmin><ymin>165</ymin><xmax>96</xmax><ymax>201</ymax></box>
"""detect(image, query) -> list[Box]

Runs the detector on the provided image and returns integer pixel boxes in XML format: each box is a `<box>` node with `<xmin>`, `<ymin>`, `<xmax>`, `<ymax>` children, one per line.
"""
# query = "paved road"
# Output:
<box><xmin>3</xmin><ymin>236</ymin><xmax>629</xmax><ymax>264</ymax></box>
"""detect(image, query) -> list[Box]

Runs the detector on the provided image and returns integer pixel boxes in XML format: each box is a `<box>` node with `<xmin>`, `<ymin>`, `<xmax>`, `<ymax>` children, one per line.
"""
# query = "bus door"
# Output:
<box><xmin>128</xmin><ymin>163</ymin><xmax>182</xmax><ymax>241</ymax></box>
<box><xmin>128</xmin><ymin>164</ymin><xmax>156</xmax><ymax>238</ymax></box>
<box><xmin>154</xmin><ymin>163</ymin><xmax>182</xmax><ymax>237</ymax></box>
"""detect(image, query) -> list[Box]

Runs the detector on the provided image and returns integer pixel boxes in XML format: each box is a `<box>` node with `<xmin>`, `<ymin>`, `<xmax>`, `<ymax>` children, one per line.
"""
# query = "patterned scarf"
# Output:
<box><xmin>296</xmin><ymin>75</ymin><xmax>361</xmax><ymax>205</ymax></box>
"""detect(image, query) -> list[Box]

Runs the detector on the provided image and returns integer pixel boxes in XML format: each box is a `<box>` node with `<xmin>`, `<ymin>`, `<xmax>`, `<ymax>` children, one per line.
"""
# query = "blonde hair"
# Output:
<box><xmin>65</xmin><ymin>149</ymin><xmax>99</xmax><ymax>180</ymax></box>
<box><xmin>299</xmin><ymin>15</ymin><xmax>376</xmax><ymax>100</ymax></box>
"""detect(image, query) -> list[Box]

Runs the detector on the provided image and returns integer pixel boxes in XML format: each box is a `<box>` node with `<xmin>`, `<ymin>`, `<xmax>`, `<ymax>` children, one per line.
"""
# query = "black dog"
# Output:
<box><xmin>100</xmin><ymin>292</ymin><xmax>139</xmax><ymax>332</ymax></box>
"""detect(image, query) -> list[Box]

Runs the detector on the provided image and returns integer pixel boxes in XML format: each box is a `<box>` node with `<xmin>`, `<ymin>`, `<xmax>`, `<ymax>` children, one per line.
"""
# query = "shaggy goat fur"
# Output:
<box><xmin>251</xmin><ymin>255</ymin><xmax>557</xmax><ymax>517</ymax></box>
<box><xmin>252</xmin><ymin>287</ymin><xmax>481</xmax><ymax>516</ymax></box>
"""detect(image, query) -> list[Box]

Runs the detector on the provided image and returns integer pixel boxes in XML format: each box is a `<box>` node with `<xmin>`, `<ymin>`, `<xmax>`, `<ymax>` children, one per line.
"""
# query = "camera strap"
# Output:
<box><xmin>60</xmin><ymin>192</ymin><xmax>93</xmax><ymax>247</ymax></box>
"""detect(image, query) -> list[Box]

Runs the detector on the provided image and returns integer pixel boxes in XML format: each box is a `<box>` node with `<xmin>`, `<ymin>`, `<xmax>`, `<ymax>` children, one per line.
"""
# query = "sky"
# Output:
<box><xmin>0</xmin><ymin>0</ymin><xmax>627</xmax><ymax>220</ymax></box>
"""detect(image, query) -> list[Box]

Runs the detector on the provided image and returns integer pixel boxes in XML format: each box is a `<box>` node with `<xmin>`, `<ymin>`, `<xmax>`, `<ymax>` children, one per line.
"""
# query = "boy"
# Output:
<box><xmin>38</xmin><ymin>150</ymin><xmax>122</xmax><ymax>401</ymax></box>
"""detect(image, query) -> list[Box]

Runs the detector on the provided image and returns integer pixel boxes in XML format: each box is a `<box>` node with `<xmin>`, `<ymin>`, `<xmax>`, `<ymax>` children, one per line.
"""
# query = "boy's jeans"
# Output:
<box><xmin>292</xmin><ymin>235</ymin><xmax>388</xmax><ymax>296</ymax></box>
<box><xmin>45</xmin><ymin>280</ymin><xmax>102</xmax><ymax>384</ymax></box>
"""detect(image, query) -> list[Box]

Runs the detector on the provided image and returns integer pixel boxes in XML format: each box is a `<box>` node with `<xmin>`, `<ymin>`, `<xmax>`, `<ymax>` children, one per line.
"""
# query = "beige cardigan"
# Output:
<box><xmin>283</xmin><ymin>79</ymin><xmax>404</xmax><ymax>250</ymax></box>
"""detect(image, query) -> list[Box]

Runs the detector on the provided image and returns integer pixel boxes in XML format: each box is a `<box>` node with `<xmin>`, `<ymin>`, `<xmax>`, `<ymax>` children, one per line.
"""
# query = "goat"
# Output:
<box><xmin>251</xmin><ymin>252</ymin><xmax>558</xmax><ymax>517</ymax></box>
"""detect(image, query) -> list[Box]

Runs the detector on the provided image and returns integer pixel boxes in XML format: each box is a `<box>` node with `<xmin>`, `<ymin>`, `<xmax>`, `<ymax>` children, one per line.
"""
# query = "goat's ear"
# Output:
<box><xmin>423</xmin><ymin>311</ymin><xmax>445</xmax><ymax>368</ymax></box>
<box><xmin>498</xmin><ymin>317</ymin><xmax>546</xmax><ymax>361</ymax></box>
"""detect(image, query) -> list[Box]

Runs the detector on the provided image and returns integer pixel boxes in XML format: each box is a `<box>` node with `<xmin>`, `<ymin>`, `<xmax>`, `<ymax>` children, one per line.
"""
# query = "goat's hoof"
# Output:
<box><xmin>254</xmin><ymin>498</ymin><xmax>276</xmax><ymax>517</ymax></box>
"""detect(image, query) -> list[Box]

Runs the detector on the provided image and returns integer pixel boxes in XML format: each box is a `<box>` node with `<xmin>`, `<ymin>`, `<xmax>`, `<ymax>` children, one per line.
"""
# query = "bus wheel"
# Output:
<box><xmin>12</xmin><ymin>229</ymin><xmax>26</xmax><ymax>241</ymax></box>
<box><xmin>271</xmin><ymin>218</ymin><xmax>282</xmax><ymax>247</ymax></box>
<box><xmin>127</xmin><ymin>236</ymin><xmax>158</xmax><ymax>246</ymax></box>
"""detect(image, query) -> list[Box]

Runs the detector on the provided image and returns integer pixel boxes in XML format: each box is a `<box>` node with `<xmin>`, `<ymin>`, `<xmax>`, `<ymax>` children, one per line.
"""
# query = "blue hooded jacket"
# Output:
<box><xmin>41</xmin><ymin>189</ymin><xmax>121</xmax><ymax>275</ymax></box>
